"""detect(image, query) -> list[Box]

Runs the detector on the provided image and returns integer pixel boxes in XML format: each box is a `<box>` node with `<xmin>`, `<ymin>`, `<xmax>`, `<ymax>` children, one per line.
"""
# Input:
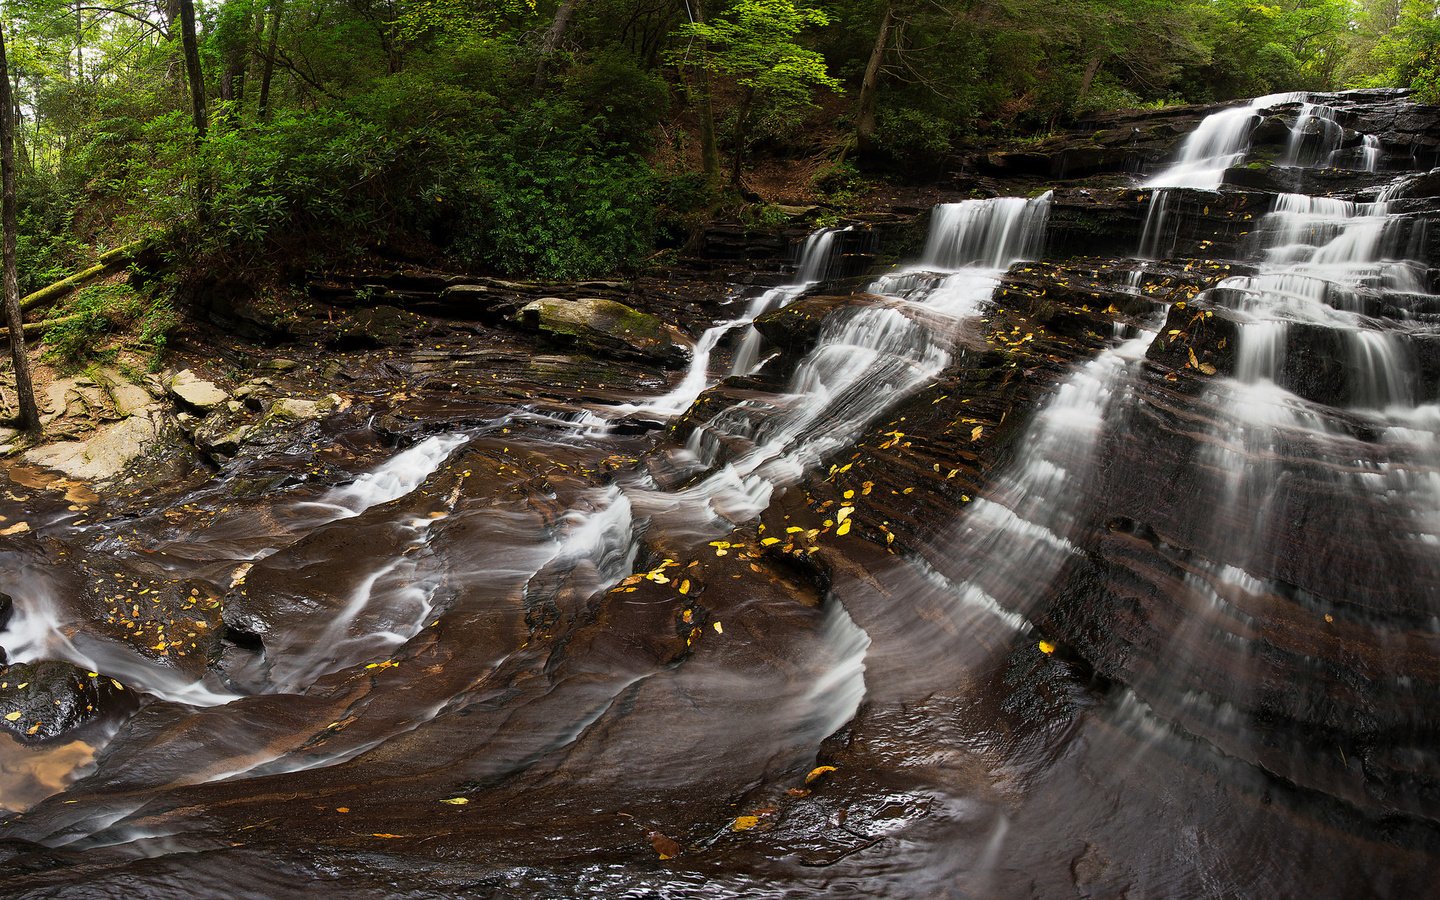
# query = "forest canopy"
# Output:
<box><xmin>1</xmin><ymin>0</ymin><xmax>1433</xmax><ymax>286</ymax></box>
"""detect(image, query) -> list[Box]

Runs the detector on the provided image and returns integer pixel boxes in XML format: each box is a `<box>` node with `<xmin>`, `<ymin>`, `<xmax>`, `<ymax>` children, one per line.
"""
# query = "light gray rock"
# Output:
<box><xmin>167</xmin><ymin>370</ymin><xmax>230</xmax><ymax>412</ymax></box>
<box><xmin>98</xmin><ymin>368</ymin><xmax>156</xmax><ymax>417</ymax></box>
<box><xmin>25</xmin><ymin>413</ymin><xmax>160</xmax><ymax>481</ymax></box>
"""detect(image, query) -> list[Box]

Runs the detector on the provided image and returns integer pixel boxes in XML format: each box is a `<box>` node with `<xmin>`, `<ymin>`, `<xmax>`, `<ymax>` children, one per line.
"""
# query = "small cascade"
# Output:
<box><xmin>1145</xmin><ymin>92</ymin><xmax>1303</xmax><ymax>189</ymax></box>
<box><xmin>655</xmin><ymin>192</ymin><xmax>1053</xmax><ymax>533</ymax></box>
<box><xmin>1137</xmin><ymin>190</ymin><xmax>1177</xmax><ymax>259</ymax></box>
<box><xmin>729</xmin><ymin>228</ymin><xmax>846</xmax><ymax>376</ymax></box>
<box><xmin>1329</xmin><ymin>133</ymin><xmax>1383</xmax><ymax>172</ymax></box>
<box><xmin>1285</xmin><ymin>102</ymin><xmax>1345</xmax><ymax>167</ymax></box>
<box><xmin>618</xmin><ymin>228</ymin><xmax>845</xmax><ymax>417</ymax></box>
<box><xmin>922</xmin><ymin>195</ymin><xmax>1052</xmax><ymax>268</ymax></box>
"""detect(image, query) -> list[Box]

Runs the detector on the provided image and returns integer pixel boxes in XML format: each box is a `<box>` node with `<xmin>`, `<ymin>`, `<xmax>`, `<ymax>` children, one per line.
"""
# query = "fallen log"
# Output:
<box><xmin>0</xmin><ymin>313</ymin><xmax>85</xmax><ymax>336</ymax></box>
<box><xmin>19</xmin><ymin>240</ymin><xmax>148</xmax><ymax>312</ymax></box>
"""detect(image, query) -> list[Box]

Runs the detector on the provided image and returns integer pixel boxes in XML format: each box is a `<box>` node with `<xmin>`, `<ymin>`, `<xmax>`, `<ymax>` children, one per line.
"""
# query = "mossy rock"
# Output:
<box><xmin>516</xmin><ymin>297</ymin><xmax>694</xmax><ymax>368</ymax></box>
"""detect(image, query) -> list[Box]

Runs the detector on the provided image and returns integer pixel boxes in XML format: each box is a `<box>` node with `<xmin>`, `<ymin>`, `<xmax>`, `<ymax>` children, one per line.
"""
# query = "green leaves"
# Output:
<box><xmin>678</xmin><ymin>0</ymin><xmax>841</xmax><ymax>108</ymax></box>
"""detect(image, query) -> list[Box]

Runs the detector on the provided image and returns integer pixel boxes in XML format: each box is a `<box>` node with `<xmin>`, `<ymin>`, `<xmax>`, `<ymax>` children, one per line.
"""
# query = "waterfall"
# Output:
<box><xmin>1145</xmin><ymin>92</ymin><xmax>1304</xmax><ymax>190</ymax></box>
<box><xmin>617</xmin><ymin>227</ymin><xmax>845</xmax><ymax>416</ymax></box>
<box><xmin>922</xmin><ymin>195</ymin><xmax>1052</xmax><ymax>268</ymax></box>
<box><xmin>1285</xmin><ymin>102</ymin><xmax>1345</xmax><ymax>167</ymax></box>
<box><xmin>653</xmin><ymin>192</ymin><xmax>1053</xmax><ymax>531</ymax></box>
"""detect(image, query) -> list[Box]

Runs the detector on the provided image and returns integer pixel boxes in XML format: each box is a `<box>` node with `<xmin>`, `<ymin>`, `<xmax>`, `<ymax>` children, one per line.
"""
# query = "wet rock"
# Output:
<box><xmin>1383</xmin><ymin>168</ymin><xmax>1440</xmax><ymax>199</ymax></box>
<box><xmin>193</xmin><ymin>415</ymin><xmax>253</xmax><ymax>459</ymax></box>
<box><xmin>0</xmin><ymin>661</ymin><xmax>130</xmax><ymax>743</ymax></box>
<box><xmin>754</xmin><ymin>295</ymin><xmax>872</xmax><ymax>357</ymax></box>
<box><xmin>436</xmin><ymin>284</ymin><xmax>527</xmax><ymax>324</ymax></box>
<box><xmin>516</xmin><ymin>297</ymin><xmax>695</xmax><ymax>368</ymax></box>
<box><xmin>24</xmin><ymin>412</ymin><xmax>165</xmax><ymax>481</ymax></box>
<box><xmin>167</xmin><ymin>369</ymin><xmax>230</xmax><ymax>413</ymax></box>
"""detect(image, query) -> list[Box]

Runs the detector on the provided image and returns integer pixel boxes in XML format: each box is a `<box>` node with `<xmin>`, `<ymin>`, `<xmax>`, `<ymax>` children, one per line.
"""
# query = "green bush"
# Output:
<box><xmin>43</xmin><ymin>282</ymin><xmax>177</xmax><ymax>373</ymax></box>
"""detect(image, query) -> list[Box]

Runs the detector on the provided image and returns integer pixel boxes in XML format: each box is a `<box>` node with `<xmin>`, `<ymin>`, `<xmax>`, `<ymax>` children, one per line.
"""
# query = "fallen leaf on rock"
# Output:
<box><xmin>648</xmin><ymin>830</ymin><xmax>681</xmax><ymax>860</ymax></box>
<box><xmin>4</xmin><ymin>711</ymin><xmax>21</xmax><ymax>721</ymax></box>
<box><xmin>439</xmin><ymin>797</ymin><xmax>469</xmax><ymax>805</ymax></box>
<box><xmin>1038</xmin><ymin>640</ymin><xmax>1056</xmax><ymax>655</ymax></box>
<box><xmin>805</xmin><ymin>765</ymin><xmax>837</xmax><ymax>784</ymax></box>
<box><xmin>731</xmin><ymin>816</ymin><xmax>760</xmax><ymax>832</ymax></box>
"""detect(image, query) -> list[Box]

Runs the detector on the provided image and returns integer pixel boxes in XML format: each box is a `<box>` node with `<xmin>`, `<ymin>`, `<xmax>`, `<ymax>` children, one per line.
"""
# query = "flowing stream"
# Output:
<box><xmin>0</xmin><ymin>91</ymin><xmax>1436</xmax><ymax>895</ymax></box>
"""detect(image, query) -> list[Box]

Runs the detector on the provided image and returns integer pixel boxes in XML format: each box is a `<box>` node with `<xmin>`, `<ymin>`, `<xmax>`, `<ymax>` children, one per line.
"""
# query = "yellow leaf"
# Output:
<box><xmin>760</xmin><ymin>537</ymin><xmax>780</xmax><ymax>546</ymax></box>
<box><xmin>1198</xmin><ymin>362</ymin><xmax>1217</xmax><ymax>376</ymax></box>
<box><xmin>971</xmin><ymin>425</ymin><xmax>983</xmax><ymax>442</ymax></box>
<box><xmin>732</xmin><ymin>816</ymin><xmax>761</xmax><ymax>832</ymax></box>
<box><xmin>1187</xmin><ymin>348</ymin><xmax>1199</xmax><ymax>369</ymax></box>
<box><xmin>1038</xmin><ymin>640</ymin><xmax>1056</xmax><ymax>655</ymax></box>
<box><xmin>439</xmin><ymin>797</ymin><xmax>469</xmax><ymax>805</ymax></box>
<box><xmin>678</xmin><ymin>580</ymin><xmax>691</xmax><ymax>595</ymax></box>
<box><xmin>836</xmin><ymin>506</ymin><xmax>855</xmax><ymax>523</ymax></box>
<box><xmin>712</xmin><ymin>622</ymin><xmax>723</xmax><ymax>634</ymax></box>
<box><xmin>836</xmin><ymin>519</ymin><xmax>852</xmax><ymax>536</ymax></box>
<box><xmin>805</xmin><ymin>765</ymin><xmax>837</xmax><ymax>784</ymax></box>
<box><xmin>3</xmin><ymin>711</ymin><xmax>20</xmax><ymax>721</ymax></box>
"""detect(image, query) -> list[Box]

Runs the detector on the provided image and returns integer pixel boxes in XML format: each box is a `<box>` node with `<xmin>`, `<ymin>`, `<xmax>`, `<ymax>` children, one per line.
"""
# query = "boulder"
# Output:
<box><xmin>167</xmin><ymin>369</ymin><xmax>230</xmax><ymax>412</ymax></box>
<box><xmin>24</xmin><ymin>412</ymin><xmax>164</xmax><ymax>481</ymax></box>
<box><xmin>98</xmin><ymin>369</ymin><xmax>155</xmax><ymax>417</ymax></box>
<box><xmin>0</xmin><ymin>660</ymin><xmax>131</xmax><ymax>742</ymax></box>
<box><xmin>516</xmin><ymin>297</ymin><xmax>694</xmax><ymax>368</ymax></box>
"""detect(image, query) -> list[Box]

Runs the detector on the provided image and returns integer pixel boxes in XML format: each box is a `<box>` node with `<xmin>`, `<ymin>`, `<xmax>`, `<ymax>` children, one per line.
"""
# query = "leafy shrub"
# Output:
<box><xmin>43</xmin><ymin>282</ymin><xmax>177</xmax><ymax>373</ymax></box>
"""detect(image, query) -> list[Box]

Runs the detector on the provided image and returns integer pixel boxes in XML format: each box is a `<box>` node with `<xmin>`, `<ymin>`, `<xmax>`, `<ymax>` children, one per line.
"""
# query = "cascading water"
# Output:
<box><xmin>1145</xmin><ymin>92</ymin><xmax>1304</xmax><ymax>190</ymax></box>
<box><xmin>3</xmin><ymin>90</ymin><xmax>1437</xmax><ymax>897</ymax></box>
<box><xmin>616</xmin><ymin>228</ymin><xmax>845</xmax><ymax>418</ymax></box>
<box><xmin>924</xmin><ymin>92</ymin><xmax>1440</xmax><ymax>846</ymax></box>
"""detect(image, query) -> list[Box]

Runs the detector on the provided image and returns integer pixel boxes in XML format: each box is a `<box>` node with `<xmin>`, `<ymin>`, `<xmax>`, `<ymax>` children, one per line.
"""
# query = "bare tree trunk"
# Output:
<box><xmin>855</xmin><ymin>1</ymin><xmax>893</xmax><ymax>153</ymax></box>
<box><xmin>692</xmin><ymin>0</ymin><xmax>719</xmax><ymax>182</ymax></box>
<box><xmin>0</xmin><ymin>25</ymin><xmax>39</xmax><ymax>431</ymax></box>
<box><xmin>257</xmin><ymin>0</ymin><xmax>284</xmax><ymax>121</ymax></box>
<box><xmin>75</xmin><ymin>0</ymin><xmax>85</xmax><ymax>82</ymax></box>
<box><xmin>1076</xmin><ymin>53</ymin><xmax>1104</xmax><ymax>106</ymax></box>
<box><xmin>729</xmin><ymin>87</ymin><xmax>753</xmax><ymax>188</ymax></box>
<box><xmin>533</xmin><ymin>0</ymin><xmax>582</xmax><ymax>89</ymax></box>
<box><xmin>178</xmin><ymin>0</ymin><xmax>207</xmax><ymax>138</ymax></box>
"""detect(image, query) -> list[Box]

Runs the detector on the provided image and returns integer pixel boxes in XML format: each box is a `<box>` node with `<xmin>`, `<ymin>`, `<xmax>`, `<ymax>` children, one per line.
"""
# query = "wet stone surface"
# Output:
<box><xmin>0</xmin><ymin>88</ymin><xmax>1437</xmax><ymax>897</ymax></box>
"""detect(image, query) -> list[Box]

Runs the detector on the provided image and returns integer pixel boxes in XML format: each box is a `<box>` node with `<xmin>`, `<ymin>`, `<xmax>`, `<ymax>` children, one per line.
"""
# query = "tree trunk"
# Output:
<box><xmin>257</xmin><ymin>0</ymin><xmax>284</xmax><ymax>121</ymax></box>
<box><xmin>533</xmin><ymin>0</ymin><xmax>582</xmax><ymax>89</ymax></box>
<box><xmin>693</xmin><ymin>0</ymin><xmax>719</xmax><ymax>182</ymax></box>
<box><xmin>855</xmin><ymin>1</ymin><xmax>893</xmax><ymax>154</ymax></box>
<box><xmin>75</xmin><ymin>0</ymin><xmax>85</xmax><ymax>82</ymax></box>
<box><xmin>1076</xmin><ymin>53</ymin><xmax>1104</xmax><ymax>106</ymax></box>
<box><xmin>0</xmin><ymin>26</ymin><xmax>39</xmax><ymax>431</ymax></box>
<box><xmin>729</xmin><ymin>87</ymin><xmax>753</xmax><ymax>188</ymax></box>
<box><xmin>178</xmin><ymin>0</ymin><xmax>207</xmax><ymax>139</ymax></box>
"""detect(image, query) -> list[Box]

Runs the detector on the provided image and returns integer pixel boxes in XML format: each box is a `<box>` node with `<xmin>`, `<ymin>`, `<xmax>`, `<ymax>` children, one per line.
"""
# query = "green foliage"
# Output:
<box><xmin>42</xmin><ymin>282</ymin><xmax>177</xmax><ymax>373</ymax></box>
<box><xmin>465</xmin><ymin>102</ymin><xmax>658</xmax><ymax>278</ymax></box>
<box><xmin>872</xmin><ymin>107</ymin><xmax>956</xmax><ymax>169</ymax></box>
<box><xmin>679</xmin><ymin>0</ymin><xmax>841</xmax><ymax>109</ymax></box>
<box><xmin>809</xmin><ymin>159</ymin><xmax>869</xmax><ymax>208</ymax></box>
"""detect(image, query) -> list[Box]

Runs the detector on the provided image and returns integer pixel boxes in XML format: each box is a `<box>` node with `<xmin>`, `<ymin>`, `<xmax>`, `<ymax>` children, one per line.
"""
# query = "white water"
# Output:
<box><xmin>1146</xmin><ymin>92</ymin><xmax>1304</xmax><ymax>190</ymax></box>
<box><xmin>293</xmin><ymin>433</ymin><xmax>470</xmax><ymax>522</ymax></box>
<box><xmin>1286</xmin><ymin>102</ymin><xmax>1345</xmax><ymax>167</ymax></box>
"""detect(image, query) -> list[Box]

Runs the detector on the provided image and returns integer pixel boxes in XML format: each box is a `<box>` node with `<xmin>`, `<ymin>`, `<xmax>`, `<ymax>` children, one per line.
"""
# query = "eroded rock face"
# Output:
<box><xmin>517</xmin><ymin>297</ymin><xmax>695</xmax><ymax>367</ymax></box>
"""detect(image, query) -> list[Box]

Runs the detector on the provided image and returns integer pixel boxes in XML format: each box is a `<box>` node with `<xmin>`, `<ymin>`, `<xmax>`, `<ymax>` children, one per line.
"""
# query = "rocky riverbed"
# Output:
<box><xmin>0</xmin><ymin>89</ymin><xmax>1437</xmax><ymax>896</ymax></box>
